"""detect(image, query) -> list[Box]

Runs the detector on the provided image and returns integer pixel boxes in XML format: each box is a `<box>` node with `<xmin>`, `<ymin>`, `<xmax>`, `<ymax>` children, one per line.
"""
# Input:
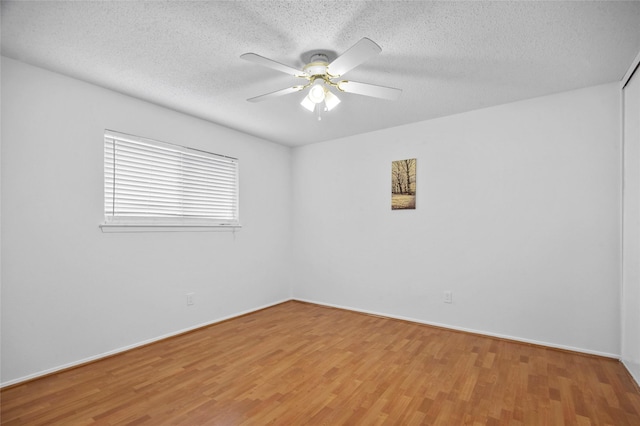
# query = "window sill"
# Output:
<box><xmin>99</xmin><ymin>223</ymin><xmax>242</xmax><ymax>233</ymax></box>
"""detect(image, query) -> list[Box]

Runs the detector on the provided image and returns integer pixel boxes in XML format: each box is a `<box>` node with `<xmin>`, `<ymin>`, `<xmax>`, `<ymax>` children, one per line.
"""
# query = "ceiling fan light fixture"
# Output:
<box><xmin>242</xmin><ymin>37</ymin><xmax>401</xmax><ymax>118</ymax></box>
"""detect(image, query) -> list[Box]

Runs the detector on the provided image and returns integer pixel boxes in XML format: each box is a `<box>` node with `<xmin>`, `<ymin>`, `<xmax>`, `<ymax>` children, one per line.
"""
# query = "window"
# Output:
<box><xmin>103</xmin><ymin>130</ymin><xmax>239</xmax><ymax>228</ymax></box>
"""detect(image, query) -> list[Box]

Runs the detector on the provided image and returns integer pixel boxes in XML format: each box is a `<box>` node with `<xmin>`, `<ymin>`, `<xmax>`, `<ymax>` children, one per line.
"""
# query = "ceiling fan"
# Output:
<box><xmin>240</xmin><ymin>37</ymin><xmax>402</xmax><ymax>119</ymax></box>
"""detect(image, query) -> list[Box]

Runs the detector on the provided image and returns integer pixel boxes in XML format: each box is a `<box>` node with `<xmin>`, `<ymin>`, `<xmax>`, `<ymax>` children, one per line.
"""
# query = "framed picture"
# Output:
<box><xmin>391</xmin><ymin>158</ymin><xmax>416</xmax><ymax>210</ymax></box>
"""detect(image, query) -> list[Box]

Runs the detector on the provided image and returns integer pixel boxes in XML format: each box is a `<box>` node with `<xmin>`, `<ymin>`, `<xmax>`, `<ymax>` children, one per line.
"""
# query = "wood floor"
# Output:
<box><xmin>2</xmin><ymin>301</ymin><xmax>640</xmax><ymax>425</ymax></box>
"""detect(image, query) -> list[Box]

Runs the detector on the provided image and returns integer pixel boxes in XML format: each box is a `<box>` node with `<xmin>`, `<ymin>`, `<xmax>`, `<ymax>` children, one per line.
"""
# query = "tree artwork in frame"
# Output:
<box><xmin>391</xmin><ymin>158</ymin><xmax>416</xmax><ymax>210</ymax></box>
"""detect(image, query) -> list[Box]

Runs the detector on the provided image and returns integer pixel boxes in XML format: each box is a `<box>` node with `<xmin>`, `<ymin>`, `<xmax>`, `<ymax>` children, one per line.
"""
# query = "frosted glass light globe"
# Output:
<box><xmin>308</xmin><ymin>84</ymin><xmax>326</xmax><ymax>104</ymax></box>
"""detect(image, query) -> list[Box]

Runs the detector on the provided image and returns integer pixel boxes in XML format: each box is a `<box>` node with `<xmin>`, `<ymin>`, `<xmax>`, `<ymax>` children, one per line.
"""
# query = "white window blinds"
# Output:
<box><xmin>104</xmin><ymin>130</ymin><xmax>239</xmax><ymax>227</ymax></box>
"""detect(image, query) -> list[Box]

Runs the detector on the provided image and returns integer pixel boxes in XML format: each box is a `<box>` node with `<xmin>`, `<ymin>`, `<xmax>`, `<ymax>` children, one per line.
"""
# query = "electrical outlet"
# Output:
<box><xmin>186</xmin><ymin>292</ymin><xmax>195</xmax><ymax>306</ymax></box>
<box><xmin>444</xmin><ymin>291</ymin><xmax>452</xmax><ymax>304</ymax></box>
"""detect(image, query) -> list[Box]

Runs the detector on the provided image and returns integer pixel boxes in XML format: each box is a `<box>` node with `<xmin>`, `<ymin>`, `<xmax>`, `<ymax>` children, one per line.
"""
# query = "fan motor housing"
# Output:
<box><xmin>303</xmin><ymin>52</ymin><xmax>331</xmax><ymax>76</ymax></box>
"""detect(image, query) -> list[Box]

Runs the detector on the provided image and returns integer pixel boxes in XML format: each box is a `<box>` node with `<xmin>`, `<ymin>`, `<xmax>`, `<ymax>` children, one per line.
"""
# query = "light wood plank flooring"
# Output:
<box><xmin>2</xmin><ymin>301</ymin><xmax>640</xmax><ymax>425</ymax></box>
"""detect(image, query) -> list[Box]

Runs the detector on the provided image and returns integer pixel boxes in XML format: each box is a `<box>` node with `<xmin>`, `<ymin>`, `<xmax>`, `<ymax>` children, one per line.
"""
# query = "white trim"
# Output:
<box><xmin>99</xmin><ymin>223</ymin><xmax>241</xmax><ymax>233</ymax></box>
<box><xmin>3</xmin><ymin>297</ymin><xmax>624</xmax><ymax>389</ymax></box>
<box><xmin>0</xmin><ymin>298</ymin><xmax>289</xmax><ymax>389</ymax></box>
<box><xmin>622</xmin><ymin>49</ymin><xmax>640</xmax><ymax>89</ymax></box>
<box><xmin>622</xmin><ymin>359</ymin><xmax>640</xmax><ymax>388</ymax></box>
<box><xmin>620</xmin><ymin>80</ymin><xmax>626</xmax><ymax>360</ymax></box>
<box><xmin>293</xmin><ymin>298</ymin><xmax>621</xmax><ymax>359</ymax></box>
<box><xmin>620</xmin><ymin>51</ymin><xmax>640</xmax><ymax>390</ymax></box>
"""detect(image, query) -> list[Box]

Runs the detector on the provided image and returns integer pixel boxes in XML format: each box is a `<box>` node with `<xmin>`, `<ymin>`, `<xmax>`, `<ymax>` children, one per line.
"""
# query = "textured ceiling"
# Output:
<box><xmin>2</xmin><ymin>1</ymin><xmax>640</xmax><ymax>147</ymax></box>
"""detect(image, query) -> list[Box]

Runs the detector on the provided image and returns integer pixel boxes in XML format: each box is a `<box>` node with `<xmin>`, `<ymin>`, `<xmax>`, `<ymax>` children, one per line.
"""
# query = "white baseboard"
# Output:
<box><xmin>622</xmin><ymin>359</ymin><xmax>640</xmax><ymax>389</ymax></box>
<box><xmin>293</xmin><ymin>298</ymin><xmax>621</xmax><ymax>360</ymax></box>
<box><xmin>0</xmin><ymin>298</ymin><xmax>290</xmax><ymax>389</ymax></box>
<box><xmin>4</xmin><ymin>297</ymin><xmax>629</xmax><ymax>389</ymax></box>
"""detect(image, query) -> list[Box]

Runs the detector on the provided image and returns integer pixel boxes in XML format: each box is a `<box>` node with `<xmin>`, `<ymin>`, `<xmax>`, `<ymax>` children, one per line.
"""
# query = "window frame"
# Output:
<box><xmin>100</xmin><ymin>130</ymin><xmax>240</xmax><ymax>232</ymax></box>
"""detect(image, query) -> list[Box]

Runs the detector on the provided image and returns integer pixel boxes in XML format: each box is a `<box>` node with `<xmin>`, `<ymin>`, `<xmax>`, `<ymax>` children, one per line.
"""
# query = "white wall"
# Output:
<box><xmin>0</xmin><ymin>54</ymin><xmax>629</xmax><ymax>386</ymax></box>
<box><xmin>292</xmin><ymin>83</ymin><xmax>622</xmax><ymax>356</ymax></box>
<box><xmin>0</xmin><ymin>57</ymin><xmax>292</xmax><ymax>385</ymax></box>
<box><xmin>622</xmin><ymin>64</ymin><xmax>640</xmax><ymax>384</ymax></box>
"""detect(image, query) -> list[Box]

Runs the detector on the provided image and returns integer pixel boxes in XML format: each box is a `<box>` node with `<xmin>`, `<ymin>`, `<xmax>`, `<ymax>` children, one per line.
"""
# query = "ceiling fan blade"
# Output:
<box><xmin>247</xmin><ymin>86</ymin><xmax>305</xmax><ymax>103</ymax></box>
<box><xmin>337</xmin><ymin>80</ymin><xmax>402</xmax><ymax>101</ymax></box>
<box><xmin>327</xmin><ymin>37</ymin><xmax>382</xmax><ymax>77</ymax></box>
<box><xmin>240</xmin><ymin>53</ymin><xmax>308</xmax><ymax>77</ymax></box>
